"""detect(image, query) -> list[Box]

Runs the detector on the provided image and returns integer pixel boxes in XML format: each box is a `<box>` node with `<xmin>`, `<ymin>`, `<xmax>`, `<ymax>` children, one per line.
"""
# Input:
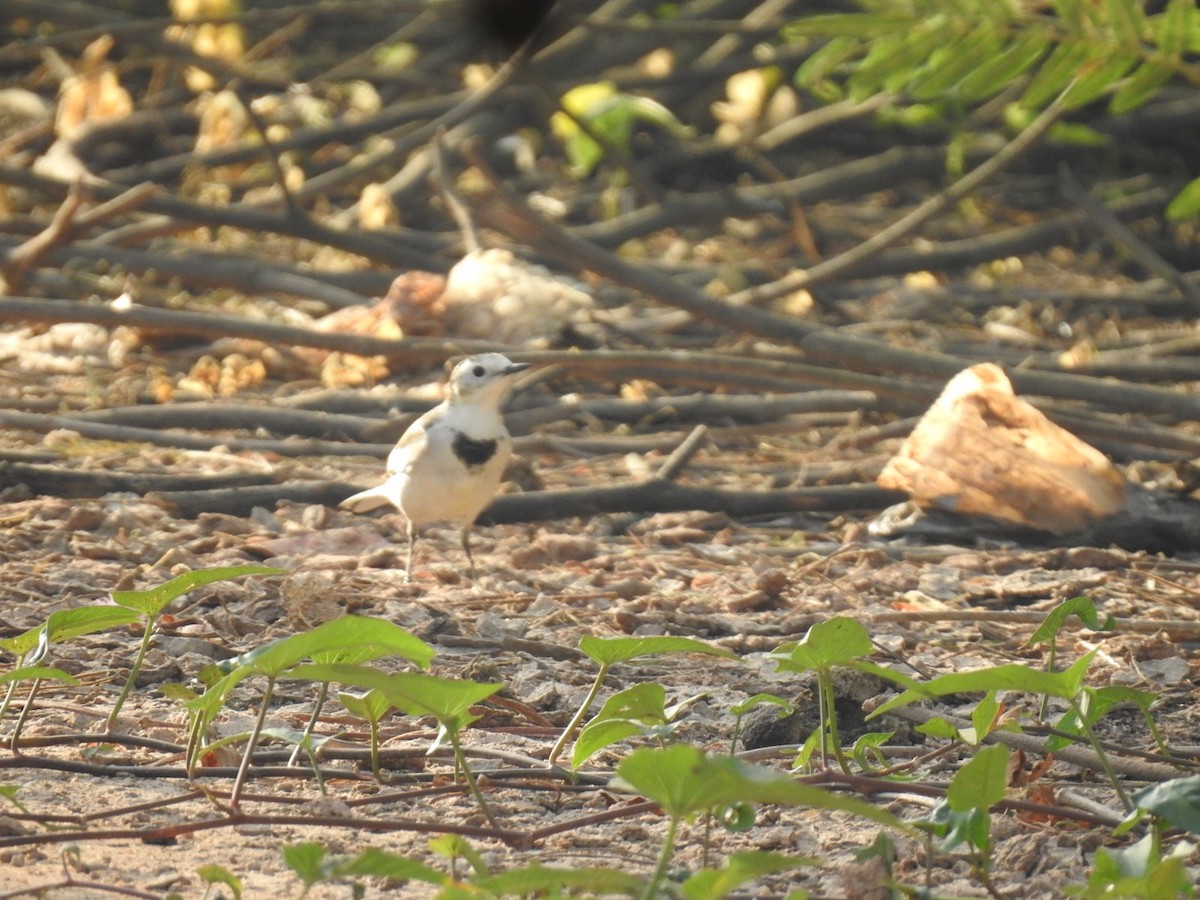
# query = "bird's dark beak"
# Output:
<box><xmin>505</xmin><ymin>362</ymin><xmax>532</xmax><ymax>376</ymax></box>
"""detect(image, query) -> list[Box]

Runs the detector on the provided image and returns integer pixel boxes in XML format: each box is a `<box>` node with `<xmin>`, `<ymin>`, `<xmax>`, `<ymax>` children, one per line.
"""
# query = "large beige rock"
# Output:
<box><xmin>878</xmin><ymin>363</ymin><xmax>1126</xmax><ymax>534</ymax></box>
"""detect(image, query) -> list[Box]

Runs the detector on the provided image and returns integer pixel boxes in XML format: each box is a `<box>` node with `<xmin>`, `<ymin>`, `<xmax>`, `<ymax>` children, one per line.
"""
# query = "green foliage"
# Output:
<box><xmin>680</xmin><ymin>851</ymin><xmax>820</xmax><ymax>900</ymax></box>
<box><xmin>572</xmin><ymin>682</ymin><xmax>706</xmax><ymax>767</ymax></box>
<box><xmin>107</xmin><ymin>565</ymin><xmax>286</xmax><ymax>730</ymax></box>
<box><xmin>1131</xmin><ymin>775</ymin><xmax>1200</xmax><ymax>835</ymax></box>
<box><xmin>550</xmin><ymin>82</ymin><xmax>691</xmax><ymax>177</ymax></box>
<box><xmin>728</xmin><ymin>692</ymin><xmax>794</xmax><ymax>755</ymax></box>
<box><xmin>917</xmin><ymin>747</ymin><xmax>1012</xmax><ymax>879</ymax></box>
<box><xmin>613</xmin><ymin>743</ymin><xmax>903</xmax><ymax>829</ymax></box>
<box><xmin>869</xmin><ymin>651</ymin><xmax>1097</xmax><ymax>717</ymax></box>
<box><xmin>197</xmin><ymin>863</ymin><xmax>243</xmax><ymax>900</ymax></box>
<box><xmin>550</xmin><ymin>635</ymin><xmax>738</xmax><ymax>766</ymax></box>
<box><xmin>785</xmin><ymin>0</ymin><xmax>1199</xmax><ymax>114</ymax></box>
<box><xmin>1069</xmin><ymin>832</ymin><xmax>1197</xmax><ymax>898</ymax></box>
<box><xmin>770</xmin><ymin>616</ymin><xmax>913</xmax><ymax>773</ymax></box>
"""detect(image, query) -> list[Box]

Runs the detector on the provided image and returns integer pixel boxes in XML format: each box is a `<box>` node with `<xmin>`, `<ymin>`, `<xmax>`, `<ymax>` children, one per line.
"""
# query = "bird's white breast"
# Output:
<box><xmin>385</xmin><ymin>402</ymin><xmax>512</xmax><ymax>527</ymax></box>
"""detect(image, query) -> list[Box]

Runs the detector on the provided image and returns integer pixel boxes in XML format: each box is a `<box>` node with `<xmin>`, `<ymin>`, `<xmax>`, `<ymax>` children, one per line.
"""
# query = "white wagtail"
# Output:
<box><xmin>341</xmin><ymin>353</ymin><xmax>530</xmax><ymax>580</ymax></box>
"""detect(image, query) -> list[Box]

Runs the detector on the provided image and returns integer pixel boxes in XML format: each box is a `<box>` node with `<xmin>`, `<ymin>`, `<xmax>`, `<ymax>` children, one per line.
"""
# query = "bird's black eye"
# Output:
<box><xmin>473</xmin><ymin>365</ymin><xmax>486</xmax><ymax>377</ymax></box>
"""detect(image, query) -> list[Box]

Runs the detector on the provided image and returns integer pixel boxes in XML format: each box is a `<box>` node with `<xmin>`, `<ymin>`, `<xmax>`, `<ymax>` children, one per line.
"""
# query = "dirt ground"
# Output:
<box><xmin>1</xmin><ymin>341</ymin><xmax>1199</xmax><ymax>898</ymax></box>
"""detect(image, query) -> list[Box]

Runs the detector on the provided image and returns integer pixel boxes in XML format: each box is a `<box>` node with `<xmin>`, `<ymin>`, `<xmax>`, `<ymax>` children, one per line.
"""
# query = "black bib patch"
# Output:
<box><xmin>452</xmin><ymin>432</ymin><xmax>498</xmax><ymax>468</ymax></box>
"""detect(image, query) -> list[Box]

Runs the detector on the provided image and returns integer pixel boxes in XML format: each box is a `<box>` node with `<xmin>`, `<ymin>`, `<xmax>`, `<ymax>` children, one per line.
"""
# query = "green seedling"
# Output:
<box><xmin>197</xmin><ymin>862</ymin><xmax>243</xmax><ymax>900</ymax></box>
<box><xmin>916</xmin><ymin>689</ymin><xmax>1007</xmax><ymax>747</ymax></box>
<box><xmin>1027</xmin><ymin>596</ymin><xmax>1115</xmax><ymax>720</ymax></box>
<box><xmin>282</xmin><ymin>842</ymin><xmax>329</xmax><ymax>898</ymax></box>
<box><xmin>338</xmin><ymin>688</ymin><xmax>393</xmax><ymax>779</ymax></box>
<box><xmin>850</xmin><ymin>731</ymin><xmax>896</xmax><ymax>773</ymax></box>
<box><xmin>430</xmin><ymin>833</ymin><xmax>491</xmax><ymax>882</ymax></box>
<box><xmin>612</xmin><ymin>743</ymin><xmax>903</xmax><ymax>900</ymax></box>
<box><xmin>285</xmin><ymin>633</ymin><xmax>426</xmax><ymax>768</ymax></box>
<box><xmin>872</xmin><ymin>649</ymin><xmax>1137</xmax><ymax>808</ymax></box>
<box><xmin>1069</xmin><ymin>831</ymin><xmax>1197</xmax><ymax>899</ymax></box>
<box><xmin>770</xmin><ymin>616</ymin><xmax>915</xmax><ymax>773</ymax></box>
<box><xmin>916</xmin><ymin>744</ymin><xmax>1011</xmax><ymax>887</ymax></box>
<box><xmin>291</xmin><ymin>663</ymin><xmax>503</xmax><ymax>827</ymax></box>
<box><xmin>728</xmin><ymin>693</ymin><xmax>795</xmax><ymax>756</ymax></box>
<box><xmin>106</xmin><ymin>565</ymin><xmax>286</xmax><ymax>732</ymax></box>
<box><xmin>1126</xmin><ymin>775</ymin><xmax>1200</xmax><ymax>836</ymax></box>
<box><xmin>572</xmin><ymin>681</ymin><xmax>707</xmax><ymax>768</ymax></box>
<box><xmin>551</xmin><ymin>82</ymin><xmax>691</xmax><ymax>178</ymax></box>
<box><xmin>2</xmin><ymin>605</ymin><xmax>139</xmax><ymax>748</ymax></box>
<box><xmin>548</xmin><ymin>635</ymin><xmax>738</xmax><ymax>766</ymax></box>
<box><xmin>680</xmin><ymin>850</ymin><xmax>820</xmax><ymax>900</ymax></box>
<box><xmin>187</xmin><ymin>615</ymin><xmax>433</xmax><ymax>811</ymax></box>
<box><xmin>468</xmin><ymin>863</ymin><xmax>647</xmax><ymax>899</ymax></box>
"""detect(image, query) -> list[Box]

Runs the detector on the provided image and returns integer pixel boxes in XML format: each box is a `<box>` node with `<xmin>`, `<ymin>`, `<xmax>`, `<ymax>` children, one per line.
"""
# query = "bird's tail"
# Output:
<box><xmin>340</xmin><ymin>486</ymin><xmax>395</xmax><ymax>514</ymax></box>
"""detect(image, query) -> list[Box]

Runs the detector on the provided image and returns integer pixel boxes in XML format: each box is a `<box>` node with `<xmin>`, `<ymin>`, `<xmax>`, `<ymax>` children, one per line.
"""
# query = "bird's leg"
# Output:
<box><xmin>461</xmin><ymin>524</ymin><xmax>477</xmax><ymax>580</ymax></box>
<box><xmin>404</xmin><ymin>520</ymin><xmax>416</xmax><ymax>583</ymax></box>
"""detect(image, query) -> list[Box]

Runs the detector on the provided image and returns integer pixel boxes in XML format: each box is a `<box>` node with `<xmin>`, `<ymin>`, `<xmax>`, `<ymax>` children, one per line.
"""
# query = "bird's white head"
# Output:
<box><xmin>446</xmin><ymin>353</ymin><xmax>530</xmax><ymax>405</ymax></box>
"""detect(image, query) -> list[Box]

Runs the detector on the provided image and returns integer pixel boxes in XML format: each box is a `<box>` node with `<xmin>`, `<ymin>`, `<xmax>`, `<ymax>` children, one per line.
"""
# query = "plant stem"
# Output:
<box><xmin>447</xmin><ymin>727</ymin><xmax>500</xmax><ymax>830</ymax></box>
<box><xmin>820</xmin><ymin>670</ymin><xmax>852</xmax><ymax>774</ymax></box>
<box><xmin>230</xmin><ymin>676</ymin><xmax>276</xmax><ymax>814</ymax></box>
<box><xmin>9</xmin><ymin>677</ymin><xmax>42</xmax><ymax>752</ymax></box>
<box><xmin>106</xmin><ymin>617</ymin><xmax>155</xmax><ymax>733</ymax></box>
<box><xmin>547</xmin><ymin>663</ymin><xmax>609</xmax><ymax>765</ymax></box>
<box><xmin>287</xmin><ymin>681</ymin><xmax>329</xmax><ymax>767</ymax></box>
<box><xmin>1071</xmin><ymin>694</ymin><xmax>1133</xmax><ymax>811</ymax></box>
<box><xmin>368</xmin><ymin>717</ymin><xmax>381</xmax><ymax>780</ymax></box>
<box><xmin>639</xmin><ymin>815</ymin><xmax>679</xmax><ymax>900</ymax></box>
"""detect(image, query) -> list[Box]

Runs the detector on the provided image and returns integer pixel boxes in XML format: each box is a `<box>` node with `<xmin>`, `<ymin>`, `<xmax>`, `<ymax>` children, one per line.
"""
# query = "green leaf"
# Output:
<box><xmin>332</xmin><ymin>847</ymin><xmax>447</xmax><ymax>885</ymax></box>
<box><xmin>681</xmin><ymin>851</ymin><xmax>820</xmax><ymax>900</ymax></box>
<box><xmin>282</xmin><ymin>842</ymin><xmax>328</xmax><ymax>886</ymax></box>
<box><xmin>910</xmin><ymin>31</ymin><xmax>1003</xmax><ymax>101</ymax></box>
<box><xmin>731</xmin><ymin>693</ymin><xmax>795</xmax><ymax>718</ymax></box>
<box><xmin>220</xmin><ymin>615</ymin><xmax>433</xmax><ymax>678</ymax></box>
<box><xmin>1166</xmin><ymin>176</ymin><xmax>1200</xmax><ymax>221</ymax></box>
<box><xmin>574</xmin><ymin>683</ymin><xmax>672</xmax><ymax>766</ymax></box>
<box><xmin>849</xmin><ymin>26</ymin><xmax>949</xmax><ymax>101</ymax></box>
<box><xmin>428</xmin><ymin>834</ymin><xmax>490</xmax><ymax>877</ymax></box>
<box><xmin>770</xmin><ymin>616</ymin><xmax>873</xmax><ymax>673</ymax></box>
<box><xmin>111</xmin><ymin>565</ymin><xmax>285</xmax><ymax>618</ymax></box>
<box><xmin>45</xmin><ymin>605</ymin><xmax>140</xmax><ymax>644</ymax></box>
<box><xmin>1046</xmin><ymin>121</ymin><xmax>1109</xmax><ymax>146</ymax></box>
<box><xmin>0</xmin><ymin>666</ymin><xmax>79</xmax><ymax>687</ymax></box>
<box><xmin>1048</xmin><ymin>684</ymin><xmax>1156</xmax><ymax>750</ymax></box>
<box><xmin>869</xmin><ymin>651</ymin><xmax>1096</xmax><ymax>718</ymax></box>
<box><xmin>0</xmin><ymin>625</ymin><xmax>46</xmax><ymax>658</ymax></box>
<box><xmin>1110</xmin><ymin>59</ymin><xmax>1175</xmax><ymax>114</ymax></box>
<box><xmin>850</xmin><ymin>732</ymin><xmax>894</xmax><ymax>770</ymax></box>
<box><xmin>1132</xmin><ymin>775</ymin><xmax>1200</xmax><ymax>834</ymax></box>
<box><xmin>794</xmin><ymin>36</ymin><xmax>860</xmax><ymax>100</ymax></box>
<box><xmin>1059</xmin><ymin>53</ymin><xmax>1138</xmax><ymax>110</ymax></box>
<box><xmin>916</xmin><ymin>716</ymin><xmax>961</xmax><ymax>740</ymax></box>
<box><xmin>1105</xmin><ymin>0</ymin><xmax>1147</xmax><ymax>46</ymax></box>
<box><xmin>1082</xmin><ymin>832</ymin><xmax>1197</xmax><ymax>896</ymax></box>
<box><xmin>1028</xmin><ymin>597</ymin><xmax>1116</xmax><ymax>646</ymax></box>
<box><xmin>968</xmin><ymin>691</ymin><xmax>1001</xmax><ymax>745</ymax></box>
<box><xmin>197</xmin><ymin>863</ymin><xmax>243</xmax><ymax>900</ymax></box>
<box><xmin>1156</xmin><ymin>0</ymin><xmax>1195</xmax><ymax>59</ymax></box>
<box><xmin>947</xmin><ymin>744</ymin><xmax>1011</xmax><ymax>812</ymax></box>
<box><xmin>957</xmin><ymin>31</ymin><xmax>1052</xmax><ymax>101</ymax></box>
<box><xmin>578</xmin><ymin>635</ymin><xmax>737</xmax><ymax>666</ymax></box>
<box><xmin>1021</xmin><ymin>39</ymin><xmax>1095</xmax><ymax>108</ymax></box>
<box><xmin>290</xmin><ymin>664</ymin><xmax>501</xmax><ymax>732</ymax></box>
<box><xmin>574</xmin><ymin>720</ymin><xmax>648</xmax><ymax>769</ymax></box>
<box><xmin>612</xmin><ymin>744</ymin><xmax>903</xmax><ymax>829</ymax></box>
<box><xmin>338</xmin><ymin>689</ymin><xmax>392</xmax><ymax>724</ymax></box>
<box><xmin>474</xmin><ymin>864</ymin><xmax>647</xmax><ymax>897</ymax></box>
<box><xmin>783</xmin><ymin>12</ymin><xmax>914</xmax><ymax>40</ymax></box>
